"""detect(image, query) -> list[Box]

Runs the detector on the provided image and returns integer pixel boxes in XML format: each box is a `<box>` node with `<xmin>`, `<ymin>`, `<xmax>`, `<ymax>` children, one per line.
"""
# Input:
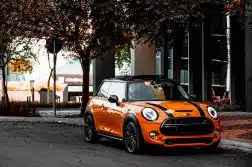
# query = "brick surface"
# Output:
<box><xmin>220</xmin><ymin>113</ymin><xmax>252</xmax><ymax>143</ymax></box>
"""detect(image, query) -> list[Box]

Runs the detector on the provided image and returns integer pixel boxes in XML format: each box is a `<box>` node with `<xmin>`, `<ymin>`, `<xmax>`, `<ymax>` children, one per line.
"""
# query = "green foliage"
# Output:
<box><xmin>115</xmin><ymin>44</ymin><xmax>131</xmax><ymax>70</ymax></box>
<box><xmin>212</xmin><ymin>104</ymin><xmax>242</xmax><ymax>112</ymax></box>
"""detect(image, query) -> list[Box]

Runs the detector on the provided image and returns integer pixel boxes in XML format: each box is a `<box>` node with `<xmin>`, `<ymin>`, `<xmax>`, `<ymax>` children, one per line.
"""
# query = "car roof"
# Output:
<box><xmin>105</xmin><ymin>75</ymin><xmax>178</xmax><ymax>83</ymax></box>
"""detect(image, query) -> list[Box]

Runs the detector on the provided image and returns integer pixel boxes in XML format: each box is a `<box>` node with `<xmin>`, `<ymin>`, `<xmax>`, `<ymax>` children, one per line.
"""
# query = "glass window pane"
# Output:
<box><xmin>107</xmin><ymin>82</ymin><xmax>126</xmax><ymax>101</ymax></box>
<box><xmin>97</xmin><ymin>81</ymin><xmax>111</xmax><ymax>98</ymax></box>
<box><xmin>212</xmin><ymin>62</ymin><xmax>227</xmax><ymax>86</ymax></box>
<box><xmin>156</xmin><ymin>50</ymin><xmax>161</xmax><ymax>75</ymax></box>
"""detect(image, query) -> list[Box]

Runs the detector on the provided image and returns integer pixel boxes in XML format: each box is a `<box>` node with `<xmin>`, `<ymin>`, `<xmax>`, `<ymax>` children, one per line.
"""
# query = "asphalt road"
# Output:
<box><xmin>0</xmin><ymin>122</ymin><xmax>251</xmax><ymax>167</ymax></box>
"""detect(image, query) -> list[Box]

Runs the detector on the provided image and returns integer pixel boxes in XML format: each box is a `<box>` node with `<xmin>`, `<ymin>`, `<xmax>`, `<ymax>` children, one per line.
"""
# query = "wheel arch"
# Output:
<box><xmin>84</xmin><ymin>107</ymin><xmax>93</xmax><ymax>117</ymax></box>
<box><xmin>123</xmin><ymin>113</ymin><xmax>143</xmax><ymax>138</ymax></box>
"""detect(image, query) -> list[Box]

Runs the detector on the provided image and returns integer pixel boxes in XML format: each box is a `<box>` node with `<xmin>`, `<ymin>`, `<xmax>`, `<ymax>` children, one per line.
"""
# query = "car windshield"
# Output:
<box><xmin>127</xmin><ymin>80</ymin><xmax>190</xmax><ymax>101</ymax></box>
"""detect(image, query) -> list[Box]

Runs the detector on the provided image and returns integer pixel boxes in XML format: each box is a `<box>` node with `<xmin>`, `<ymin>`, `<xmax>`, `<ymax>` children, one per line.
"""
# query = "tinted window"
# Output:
<box><xmin>128</xmin><ymin>80</ymin><xmax>190</xmax><ymax>101</ymax></box>
<box><xmin>97</xmin><ymin>81</ymin><xmax>111</xmax><ymax>98</ymax></box>
<box><xmin>107</xmin><ymin>82</ymin><xmax>126</xmax><ymax>102</ymax></box>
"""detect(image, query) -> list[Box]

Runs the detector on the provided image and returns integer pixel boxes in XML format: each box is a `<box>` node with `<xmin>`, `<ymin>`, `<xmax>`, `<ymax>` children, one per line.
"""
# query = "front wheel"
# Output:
<box><xmin>124</xmin><ymin>122</ymin><xmax>143</xmax><ymax>153</ymax></box>
<box><xmin>84</xmin><ymin>114</ymin><xmax>99</xmax><ymax>143</ymax></box>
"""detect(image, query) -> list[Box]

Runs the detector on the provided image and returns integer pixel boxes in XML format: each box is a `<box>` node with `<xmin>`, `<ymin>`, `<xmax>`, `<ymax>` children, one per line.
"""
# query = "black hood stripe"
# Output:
<box><xmin>146</xmin><ymin>102</ymin><xmax>166</xmax><ymax>111</ymax></box>
<box><xmin>146</xmin><ymin>101</ymin><xmax>205</xmax><ymax>118</ymax></box>
<box><xmin>187</xmin><ymin>101</ymin><xmax>205</xmax><ymax>117</ymax></box>
<box><xmin>146</xmin><ymin>102</ymin><xmax>174</xmax><ymax>118</ymax></box>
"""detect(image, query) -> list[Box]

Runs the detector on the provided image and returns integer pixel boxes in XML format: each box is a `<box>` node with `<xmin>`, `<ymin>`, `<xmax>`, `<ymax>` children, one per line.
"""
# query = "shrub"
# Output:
<box><xmin>0</xmin><ymin>101</ymin><xmax>81</xmax><ymax>117</ymax></box>
<box><xmin>212</xmin><ymin>104</ymin><xmax>242</xmax><ymax>112</ymax></box>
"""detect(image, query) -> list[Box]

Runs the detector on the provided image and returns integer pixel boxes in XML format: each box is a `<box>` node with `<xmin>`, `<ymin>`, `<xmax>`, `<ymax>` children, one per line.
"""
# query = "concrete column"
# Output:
<box><xmin>92</xmin><ymin>49</ymin><xmax>115</xmax><ymax>94</ymax></box>
<box><xmin>172</xmin><ymin>41</ymin><xmax>183</xmax><ymax>83</ymax></box>
<box><xmin>202</xmin><ymin>17</ymin><xmax>213</xmax><ymax>102</ymax></box>
<box><xmin>245</xmin><ymin>3</ymin><xmax>252</xmax><ymax>112</ymax></box>
<box><xmin>131</xmin><ymin>42</ymin><xmax>156</xmax><ymax>75</ymax></box>
<box><xmin>188</xmin><ymin>17</ymin><xmax>212</xmax><ymax>102</ymax></box>
<box><xmin>230</xmin><ymin>14</ymin><xmax>245</xmax><ymax>108</ymax></box>
<box><xmin>188</xmin><ymin>25</ymin><xmax>203</xmax><ymax>100</ymax></box>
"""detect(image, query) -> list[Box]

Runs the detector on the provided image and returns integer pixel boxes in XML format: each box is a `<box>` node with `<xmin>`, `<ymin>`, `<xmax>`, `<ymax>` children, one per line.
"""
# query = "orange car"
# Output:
<box><xmin>84</xmin><ymin>75</ymin><xmax>221</xmax><ymax>153</ymax></box>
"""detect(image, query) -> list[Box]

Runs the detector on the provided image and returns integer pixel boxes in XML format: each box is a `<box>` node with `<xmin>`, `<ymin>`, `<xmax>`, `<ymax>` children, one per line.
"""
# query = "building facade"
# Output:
<box><xmin>128</xmin><ymin>12</ymin><xmax>252</xmax><ymax>112</ymax></box>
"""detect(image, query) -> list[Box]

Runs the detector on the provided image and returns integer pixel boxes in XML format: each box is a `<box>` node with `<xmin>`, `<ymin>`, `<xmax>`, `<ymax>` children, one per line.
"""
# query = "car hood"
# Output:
<box><xmin>129</xmin><ymin>100</ymin><xmax>207</xmax><ymax>117</ymax></box>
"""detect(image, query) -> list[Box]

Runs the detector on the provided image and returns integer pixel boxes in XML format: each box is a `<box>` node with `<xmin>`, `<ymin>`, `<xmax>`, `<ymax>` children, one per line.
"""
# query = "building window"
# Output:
<box><xmin>211</xmin><ymin>36</ymin><xmax>228</xmax><ymax>61</ymax></box>
<box><xmin>211</xmin><ymin>15</ymin><xmax>227</xmax><ymax>35</ymax></box>
<box><xmin>180</xmin><ymin>58</ymin><xmax>189</xmax><ymax>84</ymax></box>
<box><xmin>156</xmin><ymin>49</ymin><xmax>162</xmax><ymax>75</ymax></box>
<box><xmin>212</xmin><ymin>62</ymin><xmax>227</xmax><ymax>86</ymax></box>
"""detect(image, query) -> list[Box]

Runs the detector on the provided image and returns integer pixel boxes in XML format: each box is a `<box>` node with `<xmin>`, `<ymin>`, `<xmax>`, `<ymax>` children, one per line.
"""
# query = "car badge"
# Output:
<box><xmin>184</xmin><ymin>113</ymin><xmax>191</xmax><ymax>116</ymax></box>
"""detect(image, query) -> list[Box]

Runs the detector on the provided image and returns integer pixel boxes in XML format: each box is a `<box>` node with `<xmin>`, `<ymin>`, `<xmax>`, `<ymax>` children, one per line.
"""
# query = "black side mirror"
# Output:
<box><xmin>108</xmin><ymin>95</ymin><xmax>119</xmax><ymax>105</ymax></box>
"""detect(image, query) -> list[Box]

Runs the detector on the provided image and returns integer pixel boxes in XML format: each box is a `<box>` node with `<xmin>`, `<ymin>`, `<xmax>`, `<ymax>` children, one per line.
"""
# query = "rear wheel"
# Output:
<box><xmin>124</xmin><ymin>122</ymin><xmax>143</xmax><ymax>153</ymax></box>
<box><xmin>84</xmin><ymin>114</ymin><xmax>100</xmax><ymax>143</ymax></box>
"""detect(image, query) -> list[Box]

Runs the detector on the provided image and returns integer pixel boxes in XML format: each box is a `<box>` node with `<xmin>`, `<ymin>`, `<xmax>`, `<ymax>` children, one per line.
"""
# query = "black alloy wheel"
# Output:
<box><xmin>124</xmin><ymin>122</ymin><xmax>142</xmax><ymax>153</ymax></box>
<box><xmin>84</xmin><ymin>114</ymin><xmax>99</xmax><ymax>142</ymax></box>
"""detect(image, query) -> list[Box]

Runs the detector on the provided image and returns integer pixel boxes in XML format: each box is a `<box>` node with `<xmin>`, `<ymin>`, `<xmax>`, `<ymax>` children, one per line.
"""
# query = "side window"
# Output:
<box><xmin>96</xmin><ymin>81</ymin><xmax>111</xmax><ymax>98</ymax></box>
<box><xmin>107</xmin><ymin>82</ymin><xmax>126</xmax><ymax>102</ymax></box>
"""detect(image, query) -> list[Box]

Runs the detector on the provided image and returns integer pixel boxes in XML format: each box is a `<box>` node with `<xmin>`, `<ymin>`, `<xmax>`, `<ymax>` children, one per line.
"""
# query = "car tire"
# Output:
<box><xmin>123</xmin><ymin>121</ymin><xmax>143</xmax><ymax>154</ymax></box>
<box><xmin>84</xmin><ymin>114</ymin><xmax>100</xmax><ymax>143</ymax></box>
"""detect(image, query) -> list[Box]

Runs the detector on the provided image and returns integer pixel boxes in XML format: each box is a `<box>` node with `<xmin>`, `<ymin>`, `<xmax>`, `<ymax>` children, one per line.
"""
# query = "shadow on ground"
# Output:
<box><xmin>94</xmin><ymin>138</ymin><xmax>226</xmax><ymax>156</ymax></box>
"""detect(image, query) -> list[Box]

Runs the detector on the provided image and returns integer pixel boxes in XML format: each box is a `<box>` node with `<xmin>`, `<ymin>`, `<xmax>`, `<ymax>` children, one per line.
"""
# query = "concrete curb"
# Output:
<box><xmin>0</xmin><ymin>116</ymin><xmax>251</xmax><ymax>153</ymax></box>
<box><xmin>219</xmin><ymin>139</ymin><xmax>252</xmax><ymax>153</ymax></box>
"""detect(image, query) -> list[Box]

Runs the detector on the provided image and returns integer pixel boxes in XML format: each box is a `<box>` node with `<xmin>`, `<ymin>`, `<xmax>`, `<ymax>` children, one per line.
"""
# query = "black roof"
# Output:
<box><xmin>108</xmin><ymin>75</ymin><xmax>177</xmax><ymax>83</ymax></box>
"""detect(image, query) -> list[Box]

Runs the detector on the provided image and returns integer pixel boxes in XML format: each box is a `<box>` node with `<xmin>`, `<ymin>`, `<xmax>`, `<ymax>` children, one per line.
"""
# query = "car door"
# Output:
<box><xmin>105</xmin><ymin>81</ymin><xmax>127</xmax><ymax>137</ymax></box>
<box><xmin>91</xmin><ymin>81</ymin><xmax>111</xmax><ymax>132</ymax></box>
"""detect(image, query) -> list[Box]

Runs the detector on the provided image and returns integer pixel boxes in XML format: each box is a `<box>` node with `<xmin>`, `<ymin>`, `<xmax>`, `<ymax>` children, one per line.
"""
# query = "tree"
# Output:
<box><xmin>115</xmin><ymin>44</ymin><xmax>131</xmax><ymax>72</ymax></box>
<box><xmin>15</xmin><ymin>0</ymin><xmax>130</xmax><ymax>116</ymax></box>
<box><xmin>0</xmin><ymin>0</ymin><xmax>37</xmax><ymax>109</ymax></box>
<box><xmin>8</xmin><ymin>56</ymin><xmax>33</xmax><ymax>74</ymax></box>
<box><xmin>0</xmin><ymin>38</ymin><xmax>36</xmax><ymax>109</ymax></box>
<box><xmin>120</xmin><ymin>0</ymin><xmax>232</xmax><ymax>44</ymax></box>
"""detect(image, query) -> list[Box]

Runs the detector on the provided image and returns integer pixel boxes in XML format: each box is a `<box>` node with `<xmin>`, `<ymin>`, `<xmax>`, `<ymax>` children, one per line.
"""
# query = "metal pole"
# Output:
<box><xmin>226</xmin><ymin>14</ymin><xmax>231</xmax><ymax>101</ymax></box>
<box><xmin>53</xmin><ymin>40</ymin><xmax>56</xmax><ymax>117</ymax></box>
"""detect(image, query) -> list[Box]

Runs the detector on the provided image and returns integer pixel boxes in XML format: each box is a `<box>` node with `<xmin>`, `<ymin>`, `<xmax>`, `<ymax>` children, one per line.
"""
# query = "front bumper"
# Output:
<box><xmin>140</xmin><ymin>120</ymin><xmax>221</xmax><ymax>148</ymax></box>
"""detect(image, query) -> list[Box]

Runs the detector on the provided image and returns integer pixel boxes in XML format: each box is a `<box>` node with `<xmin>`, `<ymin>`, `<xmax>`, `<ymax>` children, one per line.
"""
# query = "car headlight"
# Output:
<box><xmin>141</xmin><ymin>108</ymin><xmax>158</xmax><ymax>121</ymax></box>
<box><xmin>207</xmin><ymin>106</ymin><xmax>218</xmax><ymax>119</ymax></box>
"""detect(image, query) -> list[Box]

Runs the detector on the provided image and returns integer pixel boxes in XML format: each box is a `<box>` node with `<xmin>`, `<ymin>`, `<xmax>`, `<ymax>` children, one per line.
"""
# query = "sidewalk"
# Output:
<box><xmin>37</xmin><ymin>108</ymin><xmax>81</xmax><ymax>117</ymax></box>
<box><xmin>219</xmin><ymin>112</ymin><xmax>252</xmax><ymax>152</ymax></box>
<box><xmin>219</xmin><ymin>112</ymin><xmax>252</xmax><ymax>143</ymax></box>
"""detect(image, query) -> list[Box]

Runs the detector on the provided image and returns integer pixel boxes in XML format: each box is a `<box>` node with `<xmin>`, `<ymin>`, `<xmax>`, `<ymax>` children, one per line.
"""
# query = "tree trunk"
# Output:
<box><xmin>1</xmin><ymin>66</ymin><xmax>10</xmax><ymax>110</ymax></box>
<box><xmin>47</xmin><ymin>69</ymin><xmax>53</xmax><ymax>103</ymax></box>
<box><xmin>80</xmin><ymin>58</ymin><xmax>90</xmax><ymax>117</ymax></box>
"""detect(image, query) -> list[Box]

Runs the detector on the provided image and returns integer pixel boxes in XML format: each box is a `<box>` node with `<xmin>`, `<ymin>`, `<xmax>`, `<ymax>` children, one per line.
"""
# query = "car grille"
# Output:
<box><xmin>165</xmin><ymin>137</ymin><xmax>213</xmax><ymax>145</ymax></box>
<box><xmin>160</xmin><ymin>117</ymin><xmax>214</xmax><ymax>136</ymax></box>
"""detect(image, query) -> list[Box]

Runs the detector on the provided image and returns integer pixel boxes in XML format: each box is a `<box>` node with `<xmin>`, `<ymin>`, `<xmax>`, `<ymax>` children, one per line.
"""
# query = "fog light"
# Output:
<box><xmin>149</xmin><ymin>131</ymin><xmax>158</xmax><ymax>139</ymax></box>
<box><xmin>214</xmin><ymin>130</ymin><xmax>220</xmax><ymax>137</ymax></box>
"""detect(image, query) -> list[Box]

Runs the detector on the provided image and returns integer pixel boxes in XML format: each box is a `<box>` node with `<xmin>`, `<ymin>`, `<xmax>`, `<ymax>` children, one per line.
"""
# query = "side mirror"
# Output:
<box><xmin>108</xmin><ymin>95</ymin><xmax>119</xmax><ymax>105</ymax></box>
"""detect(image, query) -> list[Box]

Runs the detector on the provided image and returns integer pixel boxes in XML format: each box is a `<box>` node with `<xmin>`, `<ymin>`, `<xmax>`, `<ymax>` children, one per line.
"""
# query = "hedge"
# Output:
<box><xmin>0</xmin><ymin>101</ymin><xmax>81</xmax><ymax>117</ymax></box>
